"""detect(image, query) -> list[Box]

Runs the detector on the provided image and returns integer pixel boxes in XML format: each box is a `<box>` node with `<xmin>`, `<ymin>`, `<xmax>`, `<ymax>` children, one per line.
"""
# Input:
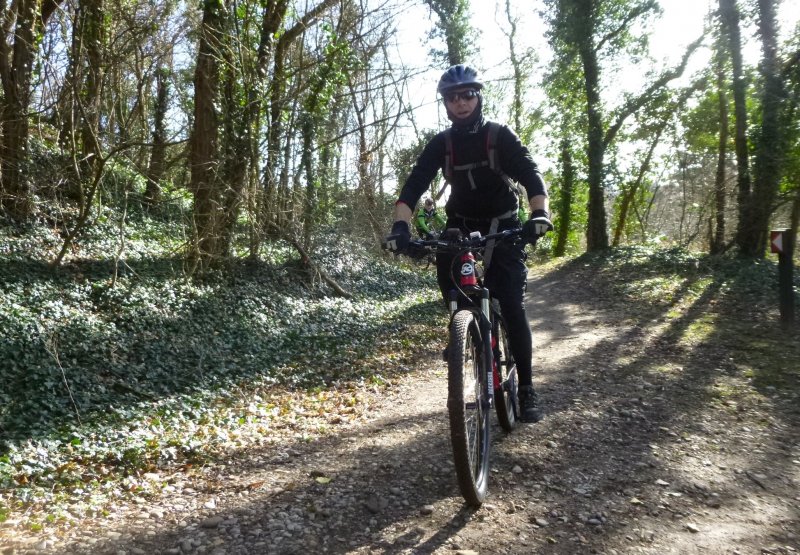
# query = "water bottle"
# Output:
<box><xmin>459</xmin><ymin>252</ymin><xmax>478</xmax><ymax>290</ymax></box>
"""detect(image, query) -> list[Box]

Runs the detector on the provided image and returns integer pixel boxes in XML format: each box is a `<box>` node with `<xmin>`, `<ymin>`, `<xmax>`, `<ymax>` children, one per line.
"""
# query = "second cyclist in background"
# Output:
<box><xmin>415</xmin><ymin>198</ymin><xmax>446</xmax><ymax>239</ymax></box>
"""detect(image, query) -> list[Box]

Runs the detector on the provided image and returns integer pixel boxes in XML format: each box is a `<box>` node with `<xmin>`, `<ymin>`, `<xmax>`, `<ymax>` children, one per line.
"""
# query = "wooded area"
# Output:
<box><xmin>2</xmin><ymin>1</ymin><xmax>800</xmax><ymax>545</ymax></box>
<box><xmin>0</xmin><ymin>0</ymin><xmax>798</xmax><ymax>267</ymax></box>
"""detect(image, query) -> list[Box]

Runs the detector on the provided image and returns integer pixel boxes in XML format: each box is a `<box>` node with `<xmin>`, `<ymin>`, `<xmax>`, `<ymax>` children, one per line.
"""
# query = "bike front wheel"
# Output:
<box><xmin>447</xmin><ymin>309</ymin><xmax>491</xmax><ymax>507</ymax></box>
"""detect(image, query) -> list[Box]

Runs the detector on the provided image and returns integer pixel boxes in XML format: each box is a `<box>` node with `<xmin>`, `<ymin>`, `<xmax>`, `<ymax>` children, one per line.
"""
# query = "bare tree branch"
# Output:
<box><xmin>604</xmin><ymin>35</ymin><xmax>703</xmax><ymax>148</ymax></box>
<box><xmin>596</xmin><ymin>2</ymin><xmax>658</xmax><ymax>53</ymax></box>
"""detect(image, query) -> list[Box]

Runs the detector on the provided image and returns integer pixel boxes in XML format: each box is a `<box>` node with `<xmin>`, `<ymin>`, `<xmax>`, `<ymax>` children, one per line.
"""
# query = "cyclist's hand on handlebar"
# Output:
<box><xmin>522</xmin><ymin>210</ymin><xmax>553</xmax><ymax>244</ymax></box>
<box><xmin>383</xmin><ymin>221</ymin><xmax>411</xmax><ymax>253</ymax></box>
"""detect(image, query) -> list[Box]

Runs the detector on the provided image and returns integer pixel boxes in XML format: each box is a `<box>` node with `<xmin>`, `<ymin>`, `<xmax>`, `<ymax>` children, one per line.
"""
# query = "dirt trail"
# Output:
<box><xmin>3</xmin><ymin>264</ymin><xmax>799</xmax><ymax>555</ymax></box>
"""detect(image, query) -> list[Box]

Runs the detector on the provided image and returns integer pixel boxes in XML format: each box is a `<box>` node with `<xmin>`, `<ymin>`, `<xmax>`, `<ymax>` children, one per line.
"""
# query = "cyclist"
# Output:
<box><xmin>415</xmin><ymin>198</ymin><xmax>446</xmax><ymax>239</ymax></box>
<box><xmin>385</xmin><ymin>64</ymin><xmax>553</xmax><ymax>423</ymax></box>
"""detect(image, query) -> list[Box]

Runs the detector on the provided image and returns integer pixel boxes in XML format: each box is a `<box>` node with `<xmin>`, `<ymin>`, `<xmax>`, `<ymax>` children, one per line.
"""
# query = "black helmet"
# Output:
<box><xmin>437</xmin><ymin>64</ymin><xmax>483</xmax><ymax>95</ymax></box>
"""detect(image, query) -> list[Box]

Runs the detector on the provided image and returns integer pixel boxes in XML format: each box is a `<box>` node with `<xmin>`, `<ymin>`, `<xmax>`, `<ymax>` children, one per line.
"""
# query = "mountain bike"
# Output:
<box><xmin>395</xmin><ymin>228</ymin><xmax>522</xmax><ymax>507</ymax></box>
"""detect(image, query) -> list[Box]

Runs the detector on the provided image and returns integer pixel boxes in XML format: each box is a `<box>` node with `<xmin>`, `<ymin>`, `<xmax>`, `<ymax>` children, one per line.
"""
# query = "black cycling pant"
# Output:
<box><xmin>435</xmin><ymin>216</ymin><xmax>533</xmax><ymax>387</ymax></box>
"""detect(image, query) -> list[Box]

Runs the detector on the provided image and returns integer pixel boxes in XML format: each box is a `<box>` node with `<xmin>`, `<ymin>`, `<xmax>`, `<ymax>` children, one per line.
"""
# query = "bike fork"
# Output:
<box><xmin>448</xmin><ymin>289</ymin><xmax>494</xmax><ymax>410</ymax></box>
<box><xmin>479</xmin><ymin>289</ymin><xmax>494</xmax><ymax>409</ymax></box>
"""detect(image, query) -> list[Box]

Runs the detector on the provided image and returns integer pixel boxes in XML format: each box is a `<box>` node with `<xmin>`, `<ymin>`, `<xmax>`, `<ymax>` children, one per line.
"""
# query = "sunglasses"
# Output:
<box><xmin>444</xmin><ymin>89</ymin><xmax>480</xmax><ymax>103</ymax></box>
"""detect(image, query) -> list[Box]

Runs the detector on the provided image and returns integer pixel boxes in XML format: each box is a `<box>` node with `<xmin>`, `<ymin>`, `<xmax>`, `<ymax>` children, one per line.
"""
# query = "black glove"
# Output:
<box><xmin>383</xmin><ymin>221</ymin><xmax>411</xmax><ymax>253</ymax></box>
<box><xmin>522</xmin><ymin>209</ymin><xmax>554</xmax><ymax>244</ymax></box>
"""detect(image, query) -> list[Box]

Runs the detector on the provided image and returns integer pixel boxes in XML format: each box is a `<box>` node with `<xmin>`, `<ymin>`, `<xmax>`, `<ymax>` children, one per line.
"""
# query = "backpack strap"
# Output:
<box><xmin>486</xmin><ymin>121</ymin><xmax>501</xmax><ymax>173</ymax></box>
<box><xmin>438</xmin><ymin>129</ymin><xmax>454</xmax><ymax>198</ymax></box>
<box><xmin>485</xmin><ymin>121</ymin><xmax>525</xmax><ymax>209</ymax></box>
<box><xmin>443</xmin><ymin>128</ymin><xmax>454</xmax><ymax>183</ymax></box>
<box><xmin>484</xmin><ymin>121</ymin><xmax>514</xmax><ymax>186</ymax></box>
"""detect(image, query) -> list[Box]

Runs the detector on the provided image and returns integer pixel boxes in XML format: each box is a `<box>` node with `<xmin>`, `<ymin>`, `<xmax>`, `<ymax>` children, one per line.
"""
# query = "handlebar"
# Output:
<box><xmin>404</xmin><ymin>227</ymin><xmax>524</xmax><ymax>256</ymax></box>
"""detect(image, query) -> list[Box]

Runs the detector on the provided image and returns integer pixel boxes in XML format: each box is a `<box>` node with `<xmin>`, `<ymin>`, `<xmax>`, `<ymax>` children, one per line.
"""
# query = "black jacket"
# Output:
<box><xmin>398</xmin><ymin>120</ymin><xmax>547</xmax><ymax>220</ymax></box>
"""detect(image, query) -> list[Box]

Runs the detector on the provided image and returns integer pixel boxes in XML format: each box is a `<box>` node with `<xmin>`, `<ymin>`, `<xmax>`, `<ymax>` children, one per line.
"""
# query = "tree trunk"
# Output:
<box><xmin>790</xmin><ymin>188</ymin><xmax>799</xmax><ymax>264</ymax></box>
<box><xmin>750</xmin><ymin>0</ymin><xmax>785</xmax><ymax>257</ymax></box>
<box><xmin>58</xmin><ymin>1</ymin><xmax>82</xmax><ymax>160</ymax></box>
<box><xmin>553</xmin><ymin>136</ymin><xmax>573</xmax><ymax>257</ymax></box>
<box><xmin>712</xmin><ymin>45</ymin><xmax>729</xmax><ymax>254</ymax></box>
<box><xmin>580</xmin><ymin>36</ymin><xmax>610</xmax><ymax>251</ymax></box>
<box><xmin>0</xmin><ymin>102</ymin><xmax>33</xmax><ymax>219</ymax></box>
<box><xmin>264</xmin><ymin>44</ymin><xmax>289</xmax><ymax>235</ymax></box>
<box><xmin>301</xmin><ymin>112</ymin><xmax>317</xmax><ymax>250</ymax></box>
<box><xmin>188</xmin><ymin>0</ymin><xmax>226</xmax><ymax>270</ymax></box>
<box><xmin>218</xmin><ymin>59</ymin><xmax>249</xmax><ymax>257</ymax></box>
<box><xmin>247</xmin><ymin>0</ymin><xmax>289</xmax><ymax>256</ymax></box>
<box><xmin>0</xmin><ymin>0</ymin><xmax>64</xmax><ymax>221</ymax></box>
<box><xmin>80</xmin><ymin>0</ymin><xmax>104</xmax><ymax>168</ymax></box>
<box><xmin>145</xmin><ymin>68</ymin><xmax>169</xmax><ymax>205</ymax></box>
<box><xmin>720</xmin><ymin>0</ymin><xmax>754</xmax><ymax>255</ymax></box>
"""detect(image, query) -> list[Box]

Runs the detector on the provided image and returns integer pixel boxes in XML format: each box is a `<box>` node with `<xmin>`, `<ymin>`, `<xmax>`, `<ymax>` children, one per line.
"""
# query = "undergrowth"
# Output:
<box><xmin>1</xmin><ymin>218</ymin><xmax>798</xmax><ymax>531</ymax></box>
<box><xmin>0</xmin><ymin>212</ymin><xmax>445</xmax><ymax>528</ymax></box>
<box><xmin>570</xmin><ymin>245</ymin><xmax>800</xmax><ymax>391</ymax></box>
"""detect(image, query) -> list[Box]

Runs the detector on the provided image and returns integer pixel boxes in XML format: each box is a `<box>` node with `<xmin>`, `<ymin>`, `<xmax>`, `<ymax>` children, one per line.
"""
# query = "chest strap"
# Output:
<box><xmin>452</xmin><ymin>160</ymin><xmax>490</xmax><ymax>190</ymax></box>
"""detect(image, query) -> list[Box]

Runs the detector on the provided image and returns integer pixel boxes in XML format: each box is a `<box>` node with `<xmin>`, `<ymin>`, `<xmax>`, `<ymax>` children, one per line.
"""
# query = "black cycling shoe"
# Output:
<box><xmin>518</xmin><ymin>385</ymin><xmax>542</xmax><ymax>423</ymax></box>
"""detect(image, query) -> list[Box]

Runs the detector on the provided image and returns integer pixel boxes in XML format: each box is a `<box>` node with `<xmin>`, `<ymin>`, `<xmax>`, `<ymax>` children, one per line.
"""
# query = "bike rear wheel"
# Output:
<box><xmin>447</xmin><ymin>309</ymin><xmax>490</xmax><ymax>507</ymax></box>
<box><xmin>493</xmin><ymin>312</ymin><xmax>519</xmax><ymax>432</ymax></box>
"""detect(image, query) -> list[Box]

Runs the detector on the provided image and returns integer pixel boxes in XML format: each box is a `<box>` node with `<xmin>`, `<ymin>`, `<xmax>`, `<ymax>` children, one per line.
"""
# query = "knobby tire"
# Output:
<box><xmin>447</xmin><ymin>309</ymin><xmax>490</xmax><ymax>507</ymax></box>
